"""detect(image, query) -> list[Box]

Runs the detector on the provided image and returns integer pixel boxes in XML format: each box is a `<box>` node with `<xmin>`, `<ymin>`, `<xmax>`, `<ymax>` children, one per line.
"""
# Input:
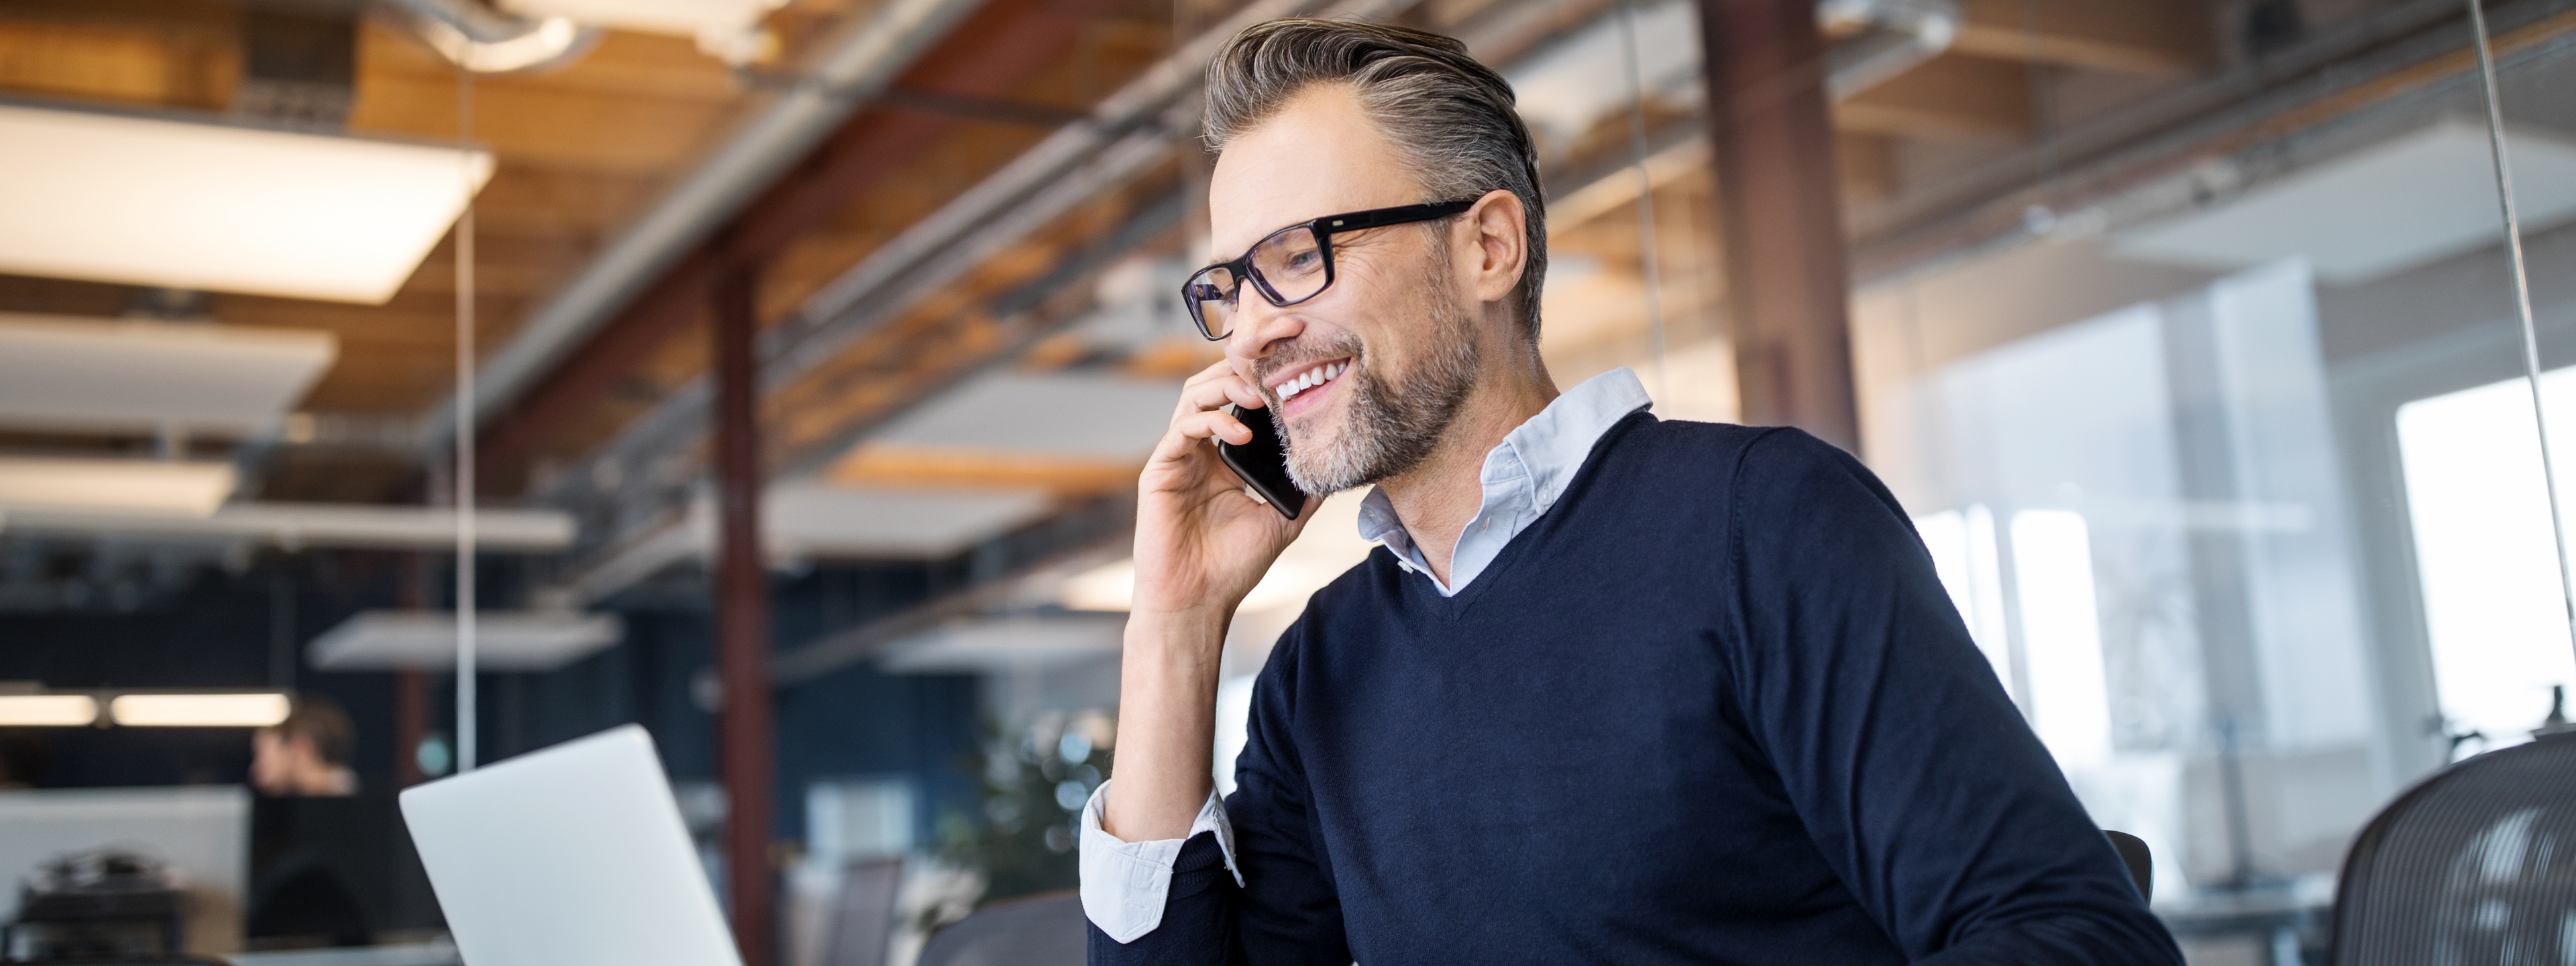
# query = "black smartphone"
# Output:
<box><xmin>1218</xmin><ymin>404</ymin><xmax>1307</xmax><ymax>521</ymax></box>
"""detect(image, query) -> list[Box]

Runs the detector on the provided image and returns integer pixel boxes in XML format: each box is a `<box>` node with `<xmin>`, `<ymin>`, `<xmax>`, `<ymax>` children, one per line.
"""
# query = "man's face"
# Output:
<box><xmin>1212</xmin><ymin>84</ymin><xmax>1481</xmax><ymax>495</ymax></box>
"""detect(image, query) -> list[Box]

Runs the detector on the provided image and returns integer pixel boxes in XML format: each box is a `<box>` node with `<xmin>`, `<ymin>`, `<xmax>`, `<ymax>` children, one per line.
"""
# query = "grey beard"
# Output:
<box><xmin>1273</xmin><ymin>281</ymin><xmax>1481</xmax><ymax>496</ymax></box>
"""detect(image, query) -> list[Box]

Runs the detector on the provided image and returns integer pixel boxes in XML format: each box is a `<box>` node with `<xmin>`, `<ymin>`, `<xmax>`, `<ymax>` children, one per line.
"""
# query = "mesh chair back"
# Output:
<box><xmin>823</xmin><ymin>857</ymin><xmax>904</xmax><ymax>966</ymax></box>
<box><xmin>916</xmin><ymin>892</ymin><xmax>1083</xmax><ymax>966</ymax></box>
<box><xmin>2332</xmin><ymin>732</ymin><xmax>2576</xmax><ymax>964</ymax></box>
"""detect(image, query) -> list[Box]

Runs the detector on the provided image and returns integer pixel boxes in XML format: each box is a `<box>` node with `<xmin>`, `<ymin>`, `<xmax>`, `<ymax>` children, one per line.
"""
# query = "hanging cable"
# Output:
<box><xmin>455</xmin><ymin>65</ymin><xmax>480</xmax><ymax>773</ymax></box>
<box><xmin>1614</xmin><ymin>0</ymin><xmax>1669</xmax><ymax>398</ymax></box>
<box><xmin>2467</xmin><ymin>0</ymin><xmax>2576</xmax><ymax>667</ymax></box>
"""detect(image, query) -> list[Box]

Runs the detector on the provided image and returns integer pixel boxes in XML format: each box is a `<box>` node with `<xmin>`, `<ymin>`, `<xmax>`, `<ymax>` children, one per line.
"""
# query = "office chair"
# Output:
<box><xmin>2330</xmin><ymin>731</ymin><xmax>2576</xmax><ymax>964</ymax></box>
<box><xmin>822</xmin><ymin>857</ymin><xmax>905</xmax><ymax>966</ymax></box>
<box><xmin>915</xmin><ymin>891</ymin><xmax>1084</xmax><ymax>966</ymax></box>
<box><xmin>2104</xmin><ymin>830</ymin><xmax>2153</xmax><ymax>904</ymax></box>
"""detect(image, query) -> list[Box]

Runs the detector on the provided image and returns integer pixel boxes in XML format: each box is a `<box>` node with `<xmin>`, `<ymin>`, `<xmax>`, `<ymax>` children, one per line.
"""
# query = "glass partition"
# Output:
<box><xmin>1844</xmin><ymin>6</ymin><xmax>2575</xmax><ymax>949</ymax></box>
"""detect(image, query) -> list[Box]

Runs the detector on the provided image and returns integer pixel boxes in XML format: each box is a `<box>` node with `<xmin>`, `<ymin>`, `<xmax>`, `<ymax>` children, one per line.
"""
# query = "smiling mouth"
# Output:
<box><xmin>1274</xmin><ymin>359</ymin><xmax>1350</xmax><ymax>404</ymax></box>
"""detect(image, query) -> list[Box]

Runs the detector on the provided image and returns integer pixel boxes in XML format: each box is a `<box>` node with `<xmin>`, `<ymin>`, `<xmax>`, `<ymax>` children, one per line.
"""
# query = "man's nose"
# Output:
<box><xmin>1227</xmin><ymin>294</ymin><xmax>1302</xmax><ymax>362</ymax></box>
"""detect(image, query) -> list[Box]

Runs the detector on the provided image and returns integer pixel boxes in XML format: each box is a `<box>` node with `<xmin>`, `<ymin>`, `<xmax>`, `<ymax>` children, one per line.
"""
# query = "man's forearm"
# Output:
<box><xmin>1104</xmin><ymin>608</ymin><xmax>1230</xmax><ymax>842</ymax></box>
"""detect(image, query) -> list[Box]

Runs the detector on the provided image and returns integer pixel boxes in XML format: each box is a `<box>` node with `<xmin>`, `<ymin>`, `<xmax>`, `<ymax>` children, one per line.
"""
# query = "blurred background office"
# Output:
<box><xmin>0</xmin><ymin>0</ymin><xmax>2566</xmax><ymax>963</ymax></box>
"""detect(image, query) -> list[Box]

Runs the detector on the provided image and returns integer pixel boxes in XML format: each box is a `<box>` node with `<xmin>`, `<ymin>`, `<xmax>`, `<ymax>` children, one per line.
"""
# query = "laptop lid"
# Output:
<box><xmin>399</xmin><ymin>724</ymin><xmax>742</xmax><ymax>966</ymax></box>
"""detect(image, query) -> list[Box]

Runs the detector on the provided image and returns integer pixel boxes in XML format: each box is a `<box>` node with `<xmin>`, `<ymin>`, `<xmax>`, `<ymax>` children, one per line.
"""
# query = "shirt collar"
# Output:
<box><xmin>1354</xmin><ymin>368</ymin><xmax>1653</xmax><ymax>551</ymax></box>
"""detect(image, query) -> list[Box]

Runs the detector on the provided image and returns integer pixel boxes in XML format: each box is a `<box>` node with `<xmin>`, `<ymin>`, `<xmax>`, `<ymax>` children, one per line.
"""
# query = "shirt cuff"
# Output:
<box><xmin>1077</xmin><ymin>780</ymin><xmax>1240</xmax><ymax>943</ymax></box>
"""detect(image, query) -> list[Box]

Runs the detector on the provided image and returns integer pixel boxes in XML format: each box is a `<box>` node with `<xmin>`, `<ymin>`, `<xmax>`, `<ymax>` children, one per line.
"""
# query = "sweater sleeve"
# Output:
<box><xmin>1087</xmin><ymin>623</ymin><xmax>1350</xmax><ymax>966</ymax></box>
<box><xmin>1725</xmin><ymin>429</ymin><xmax>2184</xmax><ymax>965</ymax></box>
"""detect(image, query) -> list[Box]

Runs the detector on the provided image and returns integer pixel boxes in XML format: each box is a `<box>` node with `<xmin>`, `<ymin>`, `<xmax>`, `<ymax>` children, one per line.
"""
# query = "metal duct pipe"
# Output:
<box><xmin>1818</xmin><ymin>0</ymin><xmax>1960</xmax><ymax>98</ymax></box>
<box><xmin>539</xmin><ymin>0</ymin><xmax>1391</xmax><ymax>512</ymax></box>
<box><xmin>376</xmin><ymin>0</ymin><xmax>599</xmax><ymax>74</ymax></box>
<box><xmin>418</xmin><ymin>0</ymin><xmax>991</xmax><ymax>452</ymax></box>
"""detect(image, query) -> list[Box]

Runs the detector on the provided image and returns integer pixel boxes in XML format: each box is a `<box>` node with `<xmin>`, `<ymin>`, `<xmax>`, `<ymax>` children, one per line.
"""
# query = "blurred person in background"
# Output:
<box><xmin>251</xmin><ymin>698</ymin><xmax>356</xmax><ymax>798</ymax></box>
<box><xmin>246</xmin><ymin>698</ymin><xmax>370</xmax><ymax>949</ymax></box>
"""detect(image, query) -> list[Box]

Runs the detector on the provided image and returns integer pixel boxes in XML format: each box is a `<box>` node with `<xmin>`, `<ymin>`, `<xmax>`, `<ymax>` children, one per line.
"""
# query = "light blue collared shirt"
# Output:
<box><xmin>1356</xmin><ymin>366</ymin><xmax>1655</xmax><ymax>594</ymax></box>
<box><xmin>1078</xmin><ymin>366</ymin><xmax>1656</xmax><ymax>944</ymax></box>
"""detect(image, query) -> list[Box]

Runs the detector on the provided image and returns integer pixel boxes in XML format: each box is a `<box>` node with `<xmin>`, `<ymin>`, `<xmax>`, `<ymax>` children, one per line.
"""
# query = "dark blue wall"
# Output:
<box><xmin>0</xmin><ymin>549</ymin><xmax>981</xmax><ymax>851</ymax></box>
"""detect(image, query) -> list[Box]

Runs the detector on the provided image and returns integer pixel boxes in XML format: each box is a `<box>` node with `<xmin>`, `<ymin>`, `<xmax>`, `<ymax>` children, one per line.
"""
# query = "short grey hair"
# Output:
<box><xmin>1203</xmin><ymin>19</ymin><xmax>1547</xmax><ymax>341</ymax></box>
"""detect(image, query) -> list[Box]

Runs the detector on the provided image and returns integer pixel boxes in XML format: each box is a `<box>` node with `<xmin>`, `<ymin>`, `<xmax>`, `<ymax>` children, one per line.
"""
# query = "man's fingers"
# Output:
<box><xmin>1151</xmin><ymin>409</ymin><xmax>1252</xmax><ymax>463</ymax></box>
<box><xmin>1177</xmin><ymin>360</ymin><xmax>1263</xmax><ymax>417</ymax></box>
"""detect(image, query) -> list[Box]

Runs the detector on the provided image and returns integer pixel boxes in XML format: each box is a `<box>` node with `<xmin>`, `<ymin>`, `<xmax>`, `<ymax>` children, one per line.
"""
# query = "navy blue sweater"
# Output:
<box><xmin>1091</xmin><ymin>417</ymin><xmax>2183</xmax><ymax>965</ymax></box>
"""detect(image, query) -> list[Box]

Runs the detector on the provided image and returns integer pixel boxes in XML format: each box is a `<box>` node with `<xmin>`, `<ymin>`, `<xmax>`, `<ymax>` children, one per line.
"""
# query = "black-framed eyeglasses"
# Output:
<box><xmin>1179</xmin><ymin>199</ymin><xmax>1477</xmax><ymax>340</ymax></box>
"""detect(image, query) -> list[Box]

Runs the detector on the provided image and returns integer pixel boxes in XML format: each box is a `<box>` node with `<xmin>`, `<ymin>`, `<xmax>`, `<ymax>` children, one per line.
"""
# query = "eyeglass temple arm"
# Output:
<box><xmin>1317</xmin><ymin>200</ymin><xmax>1477</xmax><ymax>232</ymax></box>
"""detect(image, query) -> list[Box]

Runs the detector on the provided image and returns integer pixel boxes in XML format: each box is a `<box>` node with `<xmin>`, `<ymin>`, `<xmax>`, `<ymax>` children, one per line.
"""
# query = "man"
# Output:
<box><xmin>248</xmin><ymin>698</ymin><xmax>372</xmax><ymax>949</ymax></box>
<box><xmin>1081</xmin><ymin>18</ymin><xmax>2181</xmax><ymax>965</ymax></box>
<box><xmin>252</xmin><ymin>698</ymin><xmax>359</xmax><ymax>797</ymax></box>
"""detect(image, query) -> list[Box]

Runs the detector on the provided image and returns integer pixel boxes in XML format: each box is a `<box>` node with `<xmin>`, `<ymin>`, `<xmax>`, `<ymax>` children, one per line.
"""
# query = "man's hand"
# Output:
<box><xmin>1106</xmin><ymin>358</ymin><xmax>1315</xmax><ymax>843</ymax></box>
<box><xmin>1132</xmin><ymin>359</ymin><xmax>1315</xmax><ymax>619</ymax></box>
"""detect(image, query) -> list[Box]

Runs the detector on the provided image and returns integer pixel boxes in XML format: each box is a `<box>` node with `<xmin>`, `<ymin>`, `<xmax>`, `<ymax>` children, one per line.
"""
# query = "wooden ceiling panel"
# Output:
<box><xmin>462</xmin><ymin>164</ymin><xmax>666</xmax><ymax>241</ymax></box>
<box><xmin>1948</xmin><ymin>0</ymin><xmax>2212</xmax><ymax>75</ymax></box>
<box><xmin>350</xmin><ymin>72</ymin><xmax>739</xmax><ymax>174</ymax></box>
<box><xmin>360</xmin><ymin>24</ymin><xmax>745</xmax><ymax>105</ymax></box>
<box><xmin>1835</xmin><ymin>54</ymin><xmax>2033</xmax><ymax>139</ymax></box>
<box><xmin>827</xmin><ymin>446</ymin><xmax>1140</xmax><ymax>497</ymax></box>
<box><xmin>0</xmin><ymin>17</ymin><xmax>235</xmax><ymax>109</ymax></box>
<box><xmin>0</xmin><ymin>274</ymin><xmax>125</xmax><ymax>319</ymax></box>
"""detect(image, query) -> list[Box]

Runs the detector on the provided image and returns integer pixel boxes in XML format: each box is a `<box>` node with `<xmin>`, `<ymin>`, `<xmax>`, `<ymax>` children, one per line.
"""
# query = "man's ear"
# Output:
<box><xmin>1463</xmin><ymin>189</ymin><xmax>1528</xmax><ymax>307</ymax></box>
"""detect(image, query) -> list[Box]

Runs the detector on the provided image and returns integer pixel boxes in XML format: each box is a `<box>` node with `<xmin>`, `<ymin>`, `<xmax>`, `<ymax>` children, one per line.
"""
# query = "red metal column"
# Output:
<box><xmin>395</xmin><ymin>553</ymin><xmax>431</xmax><ymax>787</ymax></box>
<box><xmin>1696</xmin><ymin>0</ymin><xmax>1861</xmax><ymax>451</ymax></box>
<box><xmin>712</xmin><ymin>256</ymin><xmax>775</xmax><ymax>966</ymax></box>
<box><xmin>393</xmin><ymin>672</ymin><xmax>429</xmax><ymax>786</ymax></box>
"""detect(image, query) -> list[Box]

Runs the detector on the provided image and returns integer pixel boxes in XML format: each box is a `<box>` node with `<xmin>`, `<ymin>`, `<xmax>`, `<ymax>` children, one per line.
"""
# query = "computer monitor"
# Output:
<box><xmin>398</xmin><ymin>724</ymin><xmax>741</xmax><ymax>966</ymax></box>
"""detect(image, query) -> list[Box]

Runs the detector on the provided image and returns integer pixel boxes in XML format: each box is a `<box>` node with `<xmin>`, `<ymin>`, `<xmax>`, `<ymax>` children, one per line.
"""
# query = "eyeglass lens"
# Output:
<box><xmin>1187</xmin><ymin>225</ymin><xmax>1330</xmax><ymax>339</ymax></box>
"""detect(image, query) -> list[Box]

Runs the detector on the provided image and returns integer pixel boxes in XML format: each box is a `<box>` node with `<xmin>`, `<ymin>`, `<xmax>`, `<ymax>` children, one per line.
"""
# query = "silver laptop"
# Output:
<box><xmin>400</xmin><ymin>724</ymin><xmax>743</xmax><ymax>966</ymax></box>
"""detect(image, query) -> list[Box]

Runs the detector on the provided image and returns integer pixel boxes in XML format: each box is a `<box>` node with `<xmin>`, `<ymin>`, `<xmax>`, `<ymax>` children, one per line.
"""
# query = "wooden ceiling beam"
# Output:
<box><xmin>1947</xmin><ymin>0</ymin><xmax>2212</xmax><ymax>75</ymax></box>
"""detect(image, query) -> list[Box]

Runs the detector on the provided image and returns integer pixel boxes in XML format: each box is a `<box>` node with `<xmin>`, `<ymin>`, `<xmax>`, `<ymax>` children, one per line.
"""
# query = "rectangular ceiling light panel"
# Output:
<box><xmin>0</xmin><ymin>314</ymin><xmax>335</xmax><ymax>433</ymax></box>
<box><xmin>762</xmin><ymin>482</ymin><xmax>1052</xmax><ymax>559</ymax></box>
<box><xmin>0</xmin><ymin>458</ymin><xmax>236</xmax><ymax>516</ymax></box>
<box><xmin>307</xmin><ymin>610</ymin><xmax>624</xmax><ymax>672</ymax></box>
<box><xmin>867</xmin><ymin>374</ymin><xmax>1184</xmax><ymax>462</ymax></box>
<box><xmin>0</xmin><ymin>105</ymin><xmax>492</xmax><ymax>304</ymax></box>
<box><xmin>0</xmin><ymin>696</ymin><xmax>100</xmax><ymax>727</ymax></box>
<box><xmin>109</xmin><ymin>692</ymin><xmax>292</xmax><ymax>727</ymax></box>
<box><xmin>879</xmin><ymin>616</ymin><xmax>1128</xmax><ymax>674</ymax></box>
<box><xmin>2113</xmin><ymin>119</ymin><xmax>2576</xmax><ymax>284</ymax></box>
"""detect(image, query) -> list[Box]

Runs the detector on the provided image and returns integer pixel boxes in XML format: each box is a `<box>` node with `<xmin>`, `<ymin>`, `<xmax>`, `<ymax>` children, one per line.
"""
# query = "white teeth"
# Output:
<box><xmin>1278</xmin><ymin>361</ymin><xmax>1348</xmax><ymax>402</ymax></box>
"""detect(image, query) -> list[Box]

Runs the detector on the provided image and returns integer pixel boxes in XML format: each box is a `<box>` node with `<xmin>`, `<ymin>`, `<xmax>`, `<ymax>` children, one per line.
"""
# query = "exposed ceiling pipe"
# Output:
<box><xmin>417</xmin><ymin>0</ymin><xmax>991</xmax><ymax>453</ymax></box>
<box><xmin>560</xmin><ymin>0</ymin><xmax>1430</xmax><ymax>486</ymax></box>
<box><xmin>376</xmin><ymin>0</ymin><xmax>600</xmax><ymax>74</ymax></box>
<box><xmin>1818</xmin><ymin>0</ymin><xmax>1960</xmax><ymax>98</ymax></box>
<box><xmin>536</xmin><ymin>0</ymin><xmax>1400</xmax><ymax>598</ymax></box>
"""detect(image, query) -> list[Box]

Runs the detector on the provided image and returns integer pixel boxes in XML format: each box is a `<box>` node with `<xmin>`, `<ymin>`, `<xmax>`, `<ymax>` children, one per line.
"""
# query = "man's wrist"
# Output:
<box><xmin>1122</xmin><ymin>605</ymin><xmax>1232</xmax><ymax>657</ymax></box>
